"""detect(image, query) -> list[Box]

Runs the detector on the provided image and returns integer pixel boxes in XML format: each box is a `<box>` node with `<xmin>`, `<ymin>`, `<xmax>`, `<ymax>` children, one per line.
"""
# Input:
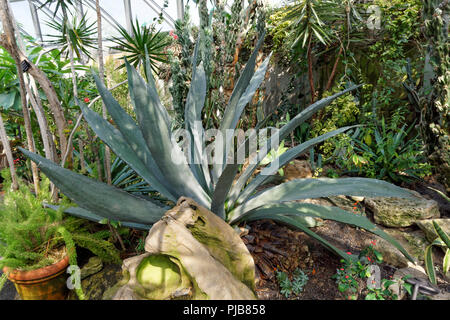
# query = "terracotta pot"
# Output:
<box><xmin>3</xmin><ymin>255</ymin><xmax>70</xmax><ymax>300</ymax></box>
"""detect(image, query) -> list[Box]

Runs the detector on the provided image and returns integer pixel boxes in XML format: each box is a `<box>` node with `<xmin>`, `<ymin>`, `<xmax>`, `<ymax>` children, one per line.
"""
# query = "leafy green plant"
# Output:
<box><xmin>276</xmin><ymin>268</ymin><xmax>309</xmax><ymax>298</ymax></box>
<box><xmin>310</xmin><ymin>85</ymin><xmax>360</xmax><ymax>159</ymax></box>
<box><xmin>21</xmin><ymin>35</ymin><xmax>417</xmax><ymax>263</ymax></box>
<box><xmin>260</xmin><ymin>141</ymin><xmax>289</xmax><ymax>176</ymax></box>
<box><xmin>424</xmin><ymin>221</ymin><xmax>450</xmax><ymax>284</ymax></box>
<box><xmin>333</xmin><ymin>253</ymin><xmax>370</xmax><ymax>298</ymax></box>
<box><xmin>111</xmin><ymin>18</ymin><xmax>170</xmax><ymax>74</ymax></box>
<box><xmin>332</xmin><ymin>242</ymin><xmax>392</xmax><ymax>300</ymax></box>
<box><xmin>365</xmin><ymin>279</ymin><xmax>398</xmax><ymax>300</ymax></box>
<box><xmin>0</xmin><ymin>170</ymin><xmax>120</xmax><ymax>298</ymax></box>
<box><xmin>339</xmin><ymin>112</ymin><xmax>432</xmax><ymax>182</ymax></box>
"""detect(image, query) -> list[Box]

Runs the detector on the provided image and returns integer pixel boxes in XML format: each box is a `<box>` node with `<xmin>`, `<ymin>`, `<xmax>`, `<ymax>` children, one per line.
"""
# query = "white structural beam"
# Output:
<box><xmin>123</xmin><ymin>0</ymin><xmax>132</xmax><ymax>34</ymax></box>
<box><xmin>176</xmin><ymin>0</ymin><xmax>184</xmax><ymax>20</ymax></box>
<box><xmin>28</xmin><ymin>0</ymin><xmax>43</xmax><ymax>42</ymax></box>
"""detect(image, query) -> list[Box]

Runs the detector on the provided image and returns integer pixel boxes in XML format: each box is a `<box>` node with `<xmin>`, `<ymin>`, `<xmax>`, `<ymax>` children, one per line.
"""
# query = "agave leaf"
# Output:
<box><xmin>125</xmin><ymin>60</ymin><xmax>211</xmax><ymax>208</ymax></box>
<box><xmin>230</xmin><ymin>85</ymin><xmax>361</xmax><ymax>203</ymax></box>
<box><xmin>213</xmin><ymin>33</ymin><xmax>266</xmax><ymax>180</ymax></box>
<box><xmin>211</xmin><ymin>54</ymin><xmax>272</xmax><ymax>194</ymax></box>
<box><xmin>19</xmin><ymin>148</ymin><xmax>166</xmax><ymax>225</ymax></box>
<box><xmin>92</xmin><ymin>73</ymin><xmax>170</xmax><ymax>189</ymax></box>
<box><xmin>78</xmin><ymin>101</ymin><xmax>176</xmax><ymax>202</ymax></box>
<box><xmin>243</xmin><ymin>211</ymin><xmax>351</xmax><ymax>260</ymax></box>
<box><xmin>210</xmin><ymin>121</ymin><xmax>271</xmax><ymax>218</ymax></box>
<box><xmin>231</xmin><ymin>202</ymin><xmax>415</xmax><ymax>263</ymax></box>
<box><xmin>44</xmin><ymin>204</ymin><xmax>152</xmax><ymax>230</ymax></box>
<box><xmin>232</xmin><ymin>126</ymin><xmax>358</xmax><ymax>206</ymax></box>
<box><xmin>184</xmin><ymin>62</ymin><xmax>211</xmax><ymax>192</ymax></box>
<box><xmin>223</xmin><ymin>54</ymin><xmax>272</xmax><ymax>157</ymax></box>
<box><xmin>230</xmin><ymin>177</ymin><xmax>417</xmax><ymax>220</ymax></box>
<box><xmin>425</xmin><ymin>244</ymin><xmax>436</xmax><ymax>284</ymax></box>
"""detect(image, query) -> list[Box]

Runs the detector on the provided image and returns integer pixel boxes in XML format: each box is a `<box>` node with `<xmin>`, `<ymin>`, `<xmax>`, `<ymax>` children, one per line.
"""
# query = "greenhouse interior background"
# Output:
<box><xmin>0</xmin><ymin>0</ymin><xmax>448</xmax><ymax>303</ymax></box>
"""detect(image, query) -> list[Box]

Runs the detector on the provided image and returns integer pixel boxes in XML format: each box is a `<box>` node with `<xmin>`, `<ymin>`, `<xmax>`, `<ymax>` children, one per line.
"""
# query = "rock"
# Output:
<box><xmin>112</xmin><ymin>197</ymin><xmax>257</xmax><ymax>300</ymax></box>
<box><xmin>80</xmin><ymin>257</ymin><xmax>103</xmax><ymax>280</ymax></box>
<box><xmin>68</xmin><ymin>263</ymin><xmax>123</xmax><ymax>300</ymax></box>
<box><xmin>365</xmin><ymin>191</ymin><xmax>440</xmax><ymax>227</ymax></box>
<box><xmin>368</xmin><ymin>229</ymin><xmax>428</xmax><ymax>268</ymax></box>
<box><xmin>350</xmin><ymin>196</ymin><xmax>365</xmax><ymax>202</ymax></box>
<box><xmin>327</xmin><ymin>196</ymin><xmax>358</xmax><ymax>212</ymax></box>
<box><xmin>234</xmin><ymin>226</ymin><xmax>249</xmax><ymax>237</ymax></box>
<box><xmin>314</xmin><ymin>220</ymin><xmax>425</xmax><ymax>268</ymax></box>
<box><xmin>415</xmin><ymin>219</ymin><xmax>450</xmax><ymax>243</ymax></box>
<box><xmin>389</xmin><ymin>265</ymin><xmax>429</xmax><ymax>300</ymax></box>
<box><xmin>284</xmin><ymin>160</ymin><xmax>312</xmax><ymax>180</ymax></box>
<box><xmin>431</xmin><ymin>291</ymin><xmax>450</xmax><ymax>300</ymax></box>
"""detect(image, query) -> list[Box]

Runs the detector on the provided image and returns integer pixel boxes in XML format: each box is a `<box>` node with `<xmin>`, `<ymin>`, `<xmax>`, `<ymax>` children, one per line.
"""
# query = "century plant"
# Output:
<box><xmin>21</xmin><ymin>34</ymin><xmax>417</xmax><ymax>262</ymax></box>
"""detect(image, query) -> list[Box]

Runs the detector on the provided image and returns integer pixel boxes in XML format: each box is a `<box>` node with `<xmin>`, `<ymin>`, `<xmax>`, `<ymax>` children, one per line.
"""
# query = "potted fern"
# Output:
<box><xmin>0</xmin><ymin>170</ymin><xmax>120</xmax><ymax>300</ymax></box>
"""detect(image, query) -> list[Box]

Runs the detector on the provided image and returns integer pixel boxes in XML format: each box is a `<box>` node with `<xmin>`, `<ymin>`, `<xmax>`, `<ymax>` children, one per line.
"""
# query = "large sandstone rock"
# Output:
<box><xmin>389</xmin><ymin>265</ymin><xmax>429</xmax><ymax>300</ymax></box>
<box><xmin>112</xmin><ymin>197</ymin><xmax>257</xmax><ymax>300</ymax></box>
<box><xmin>415</xmin><ymin>219</ymin><xmax>450</xmax><ymax>243</ymax></box>
<box><xmin>67</xmin><ymin>261</ymin><xmax>123</xmax><ymax>300</ymax></box>
<box><xmin>365</xmin><ymin>191</ymin><xmax>440</xmax><ymax>227</ymax></box>
<box><xmin>314</xmin><ymin>220</ymin><xmax>425</xmax><ymax>268</ymax></box>
<box><xmin>370</xmin><ymin>229</ymin><xmax>428</xmax><ymax>267</ymax></box>
<box><xmin>283</xmin><ymin>160</ymin><xmax>312</xmax><ymax>180</ymax></box>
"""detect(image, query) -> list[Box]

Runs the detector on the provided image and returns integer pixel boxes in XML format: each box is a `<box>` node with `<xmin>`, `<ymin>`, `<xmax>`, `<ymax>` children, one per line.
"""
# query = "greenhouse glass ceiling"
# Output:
<box><xmin>5</xmin><ymin>0</ymin><xmax>285</xmax><ymax>50</ymax></box>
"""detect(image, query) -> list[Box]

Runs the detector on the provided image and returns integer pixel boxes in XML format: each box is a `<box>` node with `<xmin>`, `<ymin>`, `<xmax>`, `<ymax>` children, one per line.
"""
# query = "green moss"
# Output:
<box><xmin>135</xmin><ymin>255</ymin><xmax>182</xmax><ymax>299</ymax></box>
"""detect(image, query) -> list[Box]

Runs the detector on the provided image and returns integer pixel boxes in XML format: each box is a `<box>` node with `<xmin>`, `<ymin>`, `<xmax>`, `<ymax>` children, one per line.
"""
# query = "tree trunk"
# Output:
<box><xmin>25</xmin><ymin>75</ymin><xmax>58</xmax><ymax>201</ymax></box>
<box><xmin>78</xmin><ymin>138</ymin><xmax>86</xmax><ymax>173</ymax></box>
<box><xmin>0</xmin><ymin>0</ymin><xmax>39</xmax><ymax>194</ymax></box>
<box><xmin>325</xmin><ymin>45</ymin><xmax>343</xmax><ymax>92</ymax></box>
<box><xmin>96</xmin><ymin>0</ymin><xmax>111</xmax><ymax>185</ymax></box>
<box><xmin>0</xmin><ymin>112</ymin><xmax>18</xmax><ymax>190</ymax></box>
<box><xmin>0</xmin><ymin>13</ymin><xmax>68</xmax><ymax>165</ymax></box>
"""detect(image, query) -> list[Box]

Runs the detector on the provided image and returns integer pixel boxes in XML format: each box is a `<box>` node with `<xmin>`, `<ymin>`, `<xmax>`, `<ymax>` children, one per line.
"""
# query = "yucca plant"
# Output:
<box><xmin>46</xmin><ymin>13</ymin><xmax>97</xmax><ymax>60</ymax></box>
<box><xmin>21</xmin><ymin>35</ymin><xmax>416</xmax><ymax>262</ymax></box>
<box><xmin>110</xmin><ymin>18</ymin><xmax>170</xmax><ymax>73</ymax></box>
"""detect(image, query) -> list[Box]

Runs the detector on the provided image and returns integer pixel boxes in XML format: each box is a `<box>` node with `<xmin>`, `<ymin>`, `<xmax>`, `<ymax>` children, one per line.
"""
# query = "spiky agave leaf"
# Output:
<box><xmin>229</xmin><ymin>177</ymin><xmax>417</xmax><ymax>220</ymax></box>
<box><xmin>125</xmin><ymin>59</ymin><xmax>211</xmax><ymax>208</ymax></box>
<box><xmin>230</xmin><ymin>202</ymin><xmax>415</xmax><ymax>262</ymax></box>
<box><xmin>19</xmin><ymin>148</ymin><xmax>166</xmax><ymax>226</ymax></box>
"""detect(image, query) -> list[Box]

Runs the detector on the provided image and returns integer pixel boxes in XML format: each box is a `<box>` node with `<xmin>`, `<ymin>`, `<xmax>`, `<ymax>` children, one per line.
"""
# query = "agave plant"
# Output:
<box><xmin>21</xmin><ymin>35</ymin><xmax>416</xmax><ymax>262</ymax></box>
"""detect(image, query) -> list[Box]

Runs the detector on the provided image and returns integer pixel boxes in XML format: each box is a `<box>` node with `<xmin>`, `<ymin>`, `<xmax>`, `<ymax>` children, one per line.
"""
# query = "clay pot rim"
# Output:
<box><xmin>3</xmin><ymin>255</ymin><xmax>70</xmax><ymax>282</ymax></box>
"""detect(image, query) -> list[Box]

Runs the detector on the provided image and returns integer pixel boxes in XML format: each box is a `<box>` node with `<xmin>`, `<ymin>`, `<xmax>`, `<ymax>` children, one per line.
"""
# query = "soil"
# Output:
<box><xmin>242</xmin><ymin>173</ymin><xmax>450</xmax><ymax>300</ymax></box>
<box><xmin>244</xmin><ymin>219</ymin><xmax>397</xmax><ymax>300</ymax></box>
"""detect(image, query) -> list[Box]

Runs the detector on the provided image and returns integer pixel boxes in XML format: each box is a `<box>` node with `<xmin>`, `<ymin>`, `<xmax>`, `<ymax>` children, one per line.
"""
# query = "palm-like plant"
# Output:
<box><xmin>285</xmin><ymin>0</ymin><xmax>338</xmax><ymax>102</ymax></box>
<box><xmin>46</xmin><ymin>13</ymin><xmax>97</xmax><ymax>60</ymax></box>
<box><xmin>21</xmin><ymin>35</ymin><xmax>416</xmax><ymax>262</ymax></box>
<box><xmin>110</xmin><ymin>18</ymin><xmax>170</xmax><ymax>73</ymax></box>
<box><xmin>39</xmin><ymin>0</ymin><xmax>76</xmax><ymax>16</ymax></box>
